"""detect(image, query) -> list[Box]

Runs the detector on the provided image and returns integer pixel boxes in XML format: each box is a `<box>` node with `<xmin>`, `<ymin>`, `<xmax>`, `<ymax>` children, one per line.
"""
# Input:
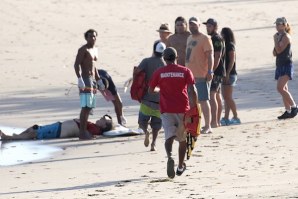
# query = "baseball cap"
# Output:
<box><xmin>163</xmin><ymin>47</ymin><xmax>177</xmax><ymax>61</ymax></box>
<box><xmin>203</xmin><ymin>18</ymin><xmax>217</xmax><ymax>26</ymax></box>
<box><xmin>155</xmin><ymin>42</ymin><xmax>166</xmax><ymax>53</ymax></box>
<box><xmin>274</xmin><ymin>17</ymin><xmax>287</xmax><ymax>25</ymax></box>
<box><xmin>157</xmin><ymin>23</ymin><xmax>171</xmax><ymax>33</ymax></box>
<box><xmin>189</xmin><ymin>17</ymin><xmax>200</xmax><ymax>25</ymax></box>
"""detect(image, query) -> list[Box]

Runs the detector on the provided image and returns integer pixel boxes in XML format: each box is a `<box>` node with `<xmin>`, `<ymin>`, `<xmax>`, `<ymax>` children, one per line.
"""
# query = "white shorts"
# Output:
<box><xmin>161</xmin><ymin>113</ymin><xmax>186</xmax><ymax>142</ymax></box>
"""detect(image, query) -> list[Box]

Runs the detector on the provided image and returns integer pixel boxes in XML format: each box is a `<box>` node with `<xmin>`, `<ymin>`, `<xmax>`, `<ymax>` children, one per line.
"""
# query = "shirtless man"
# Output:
<box><xmin>0</xmin><ymin>115</ymin><xmax>114</xmax><ymax>140</ymax></box>
<box><xmin>74</xmin><ymin>29</ymin><xmax>105</xmax><ymax>140</ymax></box>
<box><xmin>167</xmin><ymin>16</ymin><xmax>191</xmax><ymax>66</ymax></box>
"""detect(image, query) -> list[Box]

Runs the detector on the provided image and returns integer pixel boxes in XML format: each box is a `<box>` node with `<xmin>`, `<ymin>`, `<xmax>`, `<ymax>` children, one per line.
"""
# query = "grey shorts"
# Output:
<box><xmin>161</xmin><ymin>113</ymin><xmax>186</xmax><ymax>142</ymax></box>
<box><xmin>195</xmin><ymin>78</ymin><xmax>210</xmax><ymax>101</ymax></box>
<box><xmin>138</xmin><ymin>112</ymin><xmax>162</xmax><ymax>131</ymax></box>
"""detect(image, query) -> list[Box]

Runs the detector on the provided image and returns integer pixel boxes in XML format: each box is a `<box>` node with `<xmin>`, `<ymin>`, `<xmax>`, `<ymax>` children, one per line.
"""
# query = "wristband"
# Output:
<box><xmin>208</xmin><ymin>69</ymin><xmax>213</xmax><ymax>75</ymax></box>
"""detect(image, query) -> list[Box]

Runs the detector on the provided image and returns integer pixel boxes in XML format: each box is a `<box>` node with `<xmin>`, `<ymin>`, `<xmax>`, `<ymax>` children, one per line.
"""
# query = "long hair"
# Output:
<box><xmin>174</xmin><ymin>16</ymin><xmax>188</xmax><ymax>34</ymax></box>
<box><xmin>285</xmin><ymin>23</ymin><xmax>292</xmax><ymax>34</ymax></box>
<box><xmin>221</xmin><ymin>27</ymin><xmax>235</xmax><ymax>45</ymax></box>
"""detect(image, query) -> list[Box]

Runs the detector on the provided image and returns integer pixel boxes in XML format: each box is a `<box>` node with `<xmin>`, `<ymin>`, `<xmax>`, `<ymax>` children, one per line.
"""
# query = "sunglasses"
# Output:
<box><xmin>103</xmin><ymin>114</ymin><xmax>112</xmax><ymax>120</ymax></box>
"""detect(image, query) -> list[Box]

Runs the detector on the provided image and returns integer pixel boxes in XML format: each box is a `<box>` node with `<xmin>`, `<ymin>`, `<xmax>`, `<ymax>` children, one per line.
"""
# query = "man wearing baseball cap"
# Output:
<box><xmin>149</xmin><ymin>47</ymin><xmax>198</xmax><ymax>178</ymax></box>
<box><xmin>134</xmin><ymin>41</ymin><xmax>166</xmax><ymax>151</ymax></box>
<box><xmin>186</xmin><ymin>16</ymin><xmax>214</xmax><ymax>134</ymax></box>
<box><xmin>273</xmin><ymin>17</ymin><xmax>298</xmax><ymax>119</ymax></box>
<box><xmin>203</xmin><ymin>18</ymin><xmax>217</xmax><ymax>26</ymax></box>
<box><xmin>203</xmin><ymin>18</ymin><xmax>225</xmax><ymax>128</ymax></box>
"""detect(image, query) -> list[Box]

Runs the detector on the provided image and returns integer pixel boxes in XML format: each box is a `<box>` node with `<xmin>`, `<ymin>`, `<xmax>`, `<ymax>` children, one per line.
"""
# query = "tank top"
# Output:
<box><xmin>276</xmin><ymin>34</ymin><xmax>292</xmax><ymax>67</ymax></box>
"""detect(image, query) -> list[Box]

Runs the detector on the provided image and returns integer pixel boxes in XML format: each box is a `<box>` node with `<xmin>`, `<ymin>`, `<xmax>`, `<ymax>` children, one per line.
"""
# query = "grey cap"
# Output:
<box><xmin>163</xmin><ymin>47</ymin><xmax>177</xmax><ymax>61</ymax></box>
<box><xmin>189</xmin><ymin>17</ymin><xmax>200</xmax><ymax>25</ymax></box>
<box><xmin>203</xmin><ymin>18</ymin><xmax>217</xmax><ymax>26</ymax></box>
<box><xmin>274</xmin><ymin>17</ymin><xmax>287</xmax><ymax>25</ymax></box>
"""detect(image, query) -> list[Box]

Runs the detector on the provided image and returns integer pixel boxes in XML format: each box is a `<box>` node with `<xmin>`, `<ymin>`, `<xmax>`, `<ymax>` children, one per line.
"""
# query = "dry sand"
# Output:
<box><xmin>1</xmin><ymin>0</ymin><xmax>298</xmax><ymax>198</ymax></box>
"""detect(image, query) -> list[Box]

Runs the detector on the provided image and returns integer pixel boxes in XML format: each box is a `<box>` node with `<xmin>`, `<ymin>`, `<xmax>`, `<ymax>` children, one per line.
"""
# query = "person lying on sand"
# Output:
<box><xmin>0</xmin><ymin>114</ymin><xmax>114</xmax><ymax>140</ymax></box>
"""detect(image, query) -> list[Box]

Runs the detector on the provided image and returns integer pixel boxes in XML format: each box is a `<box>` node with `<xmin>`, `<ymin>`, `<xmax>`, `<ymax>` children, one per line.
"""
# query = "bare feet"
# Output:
<box><xmin>211</xmin><ymin>123</ymin><xmax>219</xmax><ymax>128</ymax></box>
<box><xmin>201</xmin><ymin>126</ymin><xmax>212</xmax><ymax>134</ymax></box>
<box><xmin>144</xmin><ymin>132</ymin><xmax>149</xmax><ymax>147</ymax></box>
<box><xmin>0</xmin><ymin>130</ymin><xmax>10</xmax><ymax>140</ymax></box>
<box><xmin>150</xmin><ymin>143</ymin><xmax>156</xmax><ymax>151</ymax></box>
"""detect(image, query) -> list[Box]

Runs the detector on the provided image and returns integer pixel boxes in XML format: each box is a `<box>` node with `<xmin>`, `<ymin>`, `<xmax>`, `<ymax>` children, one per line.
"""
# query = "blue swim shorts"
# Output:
<box><xmin>195</xmin><ymin>78</ymin><xmax>210</xmax><ymax>101</ymax></box>
<box><xmin>36</xmin><ymin>122</ymin><xmax>62</xmax><ymax>139</ymax></box>
<box><xmin>80</xmin><ymin>93</ymin><xmax>96</xmax><ymax>108</ymax></box>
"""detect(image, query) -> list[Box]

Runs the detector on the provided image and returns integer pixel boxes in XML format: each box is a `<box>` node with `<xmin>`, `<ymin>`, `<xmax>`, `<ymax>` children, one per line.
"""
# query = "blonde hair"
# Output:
<box><xmin>285</xmin><ymin>23</ymin><xmax>292</xmax><ymax>34</ymax></box>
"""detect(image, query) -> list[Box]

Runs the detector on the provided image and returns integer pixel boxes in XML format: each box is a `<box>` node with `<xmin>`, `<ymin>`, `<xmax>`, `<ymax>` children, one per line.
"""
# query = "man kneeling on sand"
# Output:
<box><xmin>0</xmin><ymin>115</ymin><xmax>113</xmax><ymax>140</ymax></box>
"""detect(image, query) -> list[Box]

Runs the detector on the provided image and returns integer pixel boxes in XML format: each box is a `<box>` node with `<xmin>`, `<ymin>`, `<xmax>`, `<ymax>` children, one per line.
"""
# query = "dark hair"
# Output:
<box><xmin>163</xmin><ymin>47</ymin><xmax>177</xmax><ymax>62</ymax></box>
<box><xmin>221</xmin><ymin>27</ymin><xmax>235</xmax><ymax>45</ymax></box>
<box><xmin>84</xmin><ymin>29</ymin><xmax>98</xmax><ymax>39</ymax></box>
<box><xmin>165</xmin><ymin>56</ymin><xmax>176</xmax><ymax>62</ymax></box>
<box><xmin>174</xmin><ymin>16</ymin><xmax>188</xmax><ymax>34</ymax></box>
<box><xmin>153</xmin><ymin>41</ymin><xmax>163</xmax><ymax>57</ymax></box>
<box><xmin>100</xmin><ymin>114</ymin><xmax>114</xmax><ymax>132</ymax></box>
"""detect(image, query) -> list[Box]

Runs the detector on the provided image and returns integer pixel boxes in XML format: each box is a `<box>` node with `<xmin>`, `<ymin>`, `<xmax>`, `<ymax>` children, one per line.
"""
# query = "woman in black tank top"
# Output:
<box><xmin>273</xmin><ymin>17</ymin><xmax>297</xmax><ymax>119</ymax></box>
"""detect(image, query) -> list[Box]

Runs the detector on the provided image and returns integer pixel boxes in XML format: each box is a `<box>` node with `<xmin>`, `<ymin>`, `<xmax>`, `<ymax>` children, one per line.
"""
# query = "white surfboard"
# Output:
<box><xmin>0</xmin><ymin>125</ymin><xmax>61</xmax><ymax>166</ymax></box>
<box><xmin>102</xmin><ymin>125</ymin><xmax>144</xmax><ymax>137</ymax></box>
<box><xmin>0</xmin><ymin>125</ymin><xmax>25</xmax><ymax>136</ymax></box>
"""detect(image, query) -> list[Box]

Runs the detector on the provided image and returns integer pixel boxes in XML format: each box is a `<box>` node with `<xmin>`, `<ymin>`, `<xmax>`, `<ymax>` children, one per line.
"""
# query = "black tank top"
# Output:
<box><xmin>276</xmin><ymin>35</ymin><xmax>292</xmax><ymax>67</ymax></box>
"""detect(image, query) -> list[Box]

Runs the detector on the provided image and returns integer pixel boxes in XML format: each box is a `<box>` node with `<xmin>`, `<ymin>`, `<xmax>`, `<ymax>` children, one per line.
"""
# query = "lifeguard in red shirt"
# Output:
<box><xmin>149</xmin><ymin>47</ymin><xmax>198</xmax><ymax>179</ymax></box>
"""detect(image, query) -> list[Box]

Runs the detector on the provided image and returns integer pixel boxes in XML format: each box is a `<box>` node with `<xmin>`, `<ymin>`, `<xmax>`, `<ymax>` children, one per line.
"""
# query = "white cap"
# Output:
<box><xmin>155</xmin><ymin>42</ymin><xmax>166</xmax><ymax>53</ymax></box>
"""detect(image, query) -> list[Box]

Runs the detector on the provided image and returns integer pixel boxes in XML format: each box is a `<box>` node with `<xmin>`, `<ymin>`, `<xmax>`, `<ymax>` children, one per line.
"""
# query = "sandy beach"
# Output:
<box><xmin>1</xmin><ymin>0</ymin><xmax>298</xmax><ymax>198</ymax></box>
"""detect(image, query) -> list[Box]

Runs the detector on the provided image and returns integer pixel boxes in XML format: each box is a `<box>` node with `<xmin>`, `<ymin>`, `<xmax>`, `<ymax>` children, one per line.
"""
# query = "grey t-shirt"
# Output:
<box><xmin>138</xmin><ymin>56</ymin><xmax>166</xmax><ymax>106</ymax></box>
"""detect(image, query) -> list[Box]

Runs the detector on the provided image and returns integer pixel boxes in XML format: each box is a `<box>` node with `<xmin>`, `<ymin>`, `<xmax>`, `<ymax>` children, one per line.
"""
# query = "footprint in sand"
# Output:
<box><xmin>95</xmin><ymin>190</ymin><xmax>106</xmax><ymax>192</ymax></box>
<box><xmin>149</xmin><ymin>178</ymin><xmax>171</xmax><ymax>183</ymax></box>
<box><xmin>115</xmin><ymin>182</ymin><xmax>125</xmax><ymax>187</ymax></box>
<box><xmin>88</xmin><ymin>194</ymin><xmax>99</xmax><ymax>197</ymax></box>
